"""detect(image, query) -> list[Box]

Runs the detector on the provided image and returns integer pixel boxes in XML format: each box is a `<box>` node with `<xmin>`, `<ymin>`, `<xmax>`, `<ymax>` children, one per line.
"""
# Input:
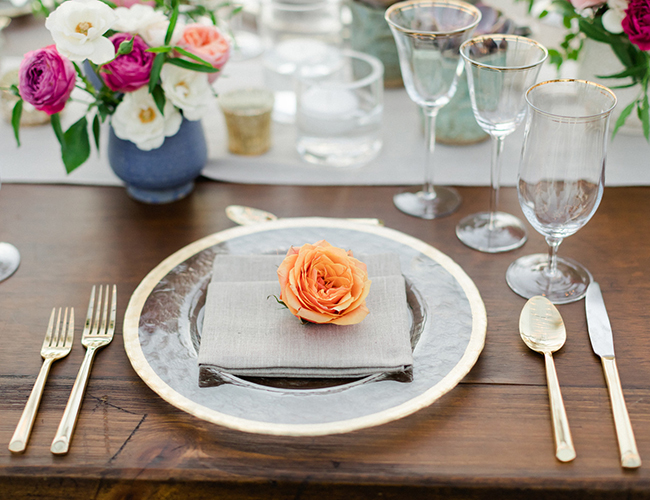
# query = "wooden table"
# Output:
<box><xmin>0</xmin><ymin>182</ymin><xmax>648</xmax><ymax>499</ymax></box>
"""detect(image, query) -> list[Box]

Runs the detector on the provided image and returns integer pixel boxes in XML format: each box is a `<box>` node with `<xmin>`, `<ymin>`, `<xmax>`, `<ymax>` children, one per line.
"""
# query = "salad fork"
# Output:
<box><xmin>9</xmin><ymin>307</ymin><xmax>74</xmax><ymax>453</ymax></box>
<box><xmin>51</xmin><ymin>285</ymin><xmax>116</xmax><ymax>455</ymax></box>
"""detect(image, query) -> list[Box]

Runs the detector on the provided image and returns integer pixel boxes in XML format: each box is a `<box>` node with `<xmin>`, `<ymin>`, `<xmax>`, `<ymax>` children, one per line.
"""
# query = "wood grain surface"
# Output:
<box><xmin>0</xmin><ymin>182</ymin><xmax>648</xmax><ymax>499</ymax></box>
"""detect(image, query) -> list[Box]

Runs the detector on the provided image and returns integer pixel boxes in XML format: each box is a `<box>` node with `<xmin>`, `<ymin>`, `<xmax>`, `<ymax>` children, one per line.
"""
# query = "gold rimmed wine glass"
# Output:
<box><xmin>385</xmin><ymin>0</ymin><xmax>481</xmax><ymax>219</ymax></box>
<box><xmin>456</xmin><ymin>35</ymin><xmax>548</xmax><ymax>252</ymax></box>
<box><xmin>506</xmin><ymin>79</ymin><xmax>617</xmax><ymax>304</ymax></box>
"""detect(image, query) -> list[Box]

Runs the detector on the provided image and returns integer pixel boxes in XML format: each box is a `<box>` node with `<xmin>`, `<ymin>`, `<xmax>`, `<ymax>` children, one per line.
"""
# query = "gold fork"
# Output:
<box><xmin>51</xmin><ymin>285</ymin><xmax>116</xmax><ymax>455</ymax></box>
<box><xmin>9</xmin><ymin>308</ymin><xmax>74</xmax><ymax>453</ymax></box>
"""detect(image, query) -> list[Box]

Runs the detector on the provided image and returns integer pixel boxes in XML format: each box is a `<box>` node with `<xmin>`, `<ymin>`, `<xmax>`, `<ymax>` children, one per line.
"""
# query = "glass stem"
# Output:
<box><xmin>545</xmin><ymin>236</ymin><xmax>563</xmax><ymax>278</ymax></box>
<box><xmin>488</xmin><ymin>134</ymin><xmax>506</xmax><ymax>231</ymax></box>
<box><xmin>422</xmin><ymin>106</ymin><xmax>440</xmax><ymax>200</ymax></box>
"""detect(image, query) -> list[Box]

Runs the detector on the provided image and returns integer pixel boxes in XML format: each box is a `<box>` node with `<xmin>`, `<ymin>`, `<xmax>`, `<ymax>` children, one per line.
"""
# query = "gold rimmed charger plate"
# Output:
<box><xmin>123</xmin><ymin>218</ymin><xmax>486</xmax><ymax>436</ymax></box>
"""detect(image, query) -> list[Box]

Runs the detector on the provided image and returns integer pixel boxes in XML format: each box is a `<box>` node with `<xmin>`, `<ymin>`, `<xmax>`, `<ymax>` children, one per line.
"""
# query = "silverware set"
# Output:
<box><xmin>520</xmin><ymin>284</ymin><xmax>641</xmax><ymax>468</ymax></box>
<box><xmin>9</xmin><ymin>285</ymin><xmax>116</xmax><ymax>455</ymax></box>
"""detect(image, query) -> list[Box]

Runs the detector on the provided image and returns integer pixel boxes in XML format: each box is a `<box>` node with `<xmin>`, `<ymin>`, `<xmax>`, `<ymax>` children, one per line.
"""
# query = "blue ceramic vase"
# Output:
<box><xmin>108</xmin><ymin>118</ymin><xmax>208</xmax><ymax>204</ymax></box>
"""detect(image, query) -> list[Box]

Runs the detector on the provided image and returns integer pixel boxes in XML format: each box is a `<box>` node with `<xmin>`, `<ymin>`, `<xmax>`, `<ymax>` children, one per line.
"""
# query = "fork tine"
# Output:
<box><xmin>56</xmin><ymin>308</ymin><xmax>68</xmax><ymax>347</ymax></box>
<box><xmin>84</xmin><ymin>285</ymin><xmax>96</xmax><ymax>337</ymax></box>
<box><xmin>42</xmin><ymin>308</ymin><xmax>56</xmax><ymax>350</ymax></box>
<box><xmin>92</xmin><ymin>285</ymin><xmax>103</xmax><ymax>335</ymax></box>
<box><xmin>99</xmin><ymin>285</ymin><xmax>109</xmax><ymax>335</ymax></box>
<box><xmin>63</xmin><ymin>308</ymin><xmax>74</xmax><ymax>348</ymax></box>
<box><xmin>52</xmin><ymin>308</ymin><xmax>62</xmax><ymax>347</ymax></box>
<box><xmin>107</xmin><ymin>285</ymin><xmax>117</xmax><ymax>337</ymax></box>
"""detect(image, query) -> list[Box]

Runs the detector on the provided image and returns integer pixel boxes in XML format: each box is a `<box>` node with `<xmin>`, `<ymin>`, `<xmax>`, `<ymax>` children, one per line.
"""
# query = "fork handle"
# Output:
<box><xmin>9</xmin><ymin>358</ymin><xmax>54</xmax><ymax>453</ymax></box>
<box><xmin>50</xmin><ymin>347</ymin><xmax>97</xmax><ymax>455</ymax></box>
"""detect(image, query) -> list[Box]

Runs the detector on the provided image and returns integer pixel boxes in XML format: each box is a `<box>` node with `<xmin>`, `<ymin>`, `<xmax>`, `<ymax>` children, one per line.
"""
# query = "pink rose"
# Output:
<box><xmin>277</xmin><ymin>240</ymin><xmax>372</xmax><ymax>325</ymax></box>
<box><xmin>100</xmin><ymin>34</ymin><xmax>154</xmax><ymax>93</ymax></box>
<box><xmin>570</xmin><ymin>0</ymin><xmax>606</xmax><ymax>9</ymax></box>
<box><xmin>622</xmin><ymin>0</ymin><xmax>650</xmax><ymax>50</ymax></box>
<box><xmin>18</xmin><ymin>45</ymin><xmax>76</xmax><ymax>115</ymax></box>
<box><xmin>177</xmin><ymin>24</ymin><xmax>230</xmax><ymax>83</ymax></box>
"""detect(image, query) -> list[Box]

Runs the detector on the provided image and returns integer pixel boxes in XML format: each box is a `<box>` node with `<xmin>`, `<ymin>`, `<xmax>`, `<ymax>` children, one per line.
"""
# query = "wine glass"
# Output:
<box><xmin>506</xmin><ymin>79</ymin><xmax>617</xmax><ymax>304</ymax></box>
<box><xmin>456</xmin><ymin>35</ymin><xmax>548</xmax><ymax>252</ymax></box>
<box><xmin>385</xmin><ymin>0</ymin><xmax>481</xmax><ymax>219</ymax></box>
<box><xmin>0</xmin><ymin>177</ymin><xmax>20</xmax><ymax>282</ymax></box>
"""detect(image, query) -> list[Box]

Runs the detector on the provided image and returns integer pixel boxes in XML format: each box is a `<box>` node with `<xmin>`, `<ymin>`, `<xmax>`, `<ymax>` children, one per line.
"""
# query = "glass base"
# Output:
<box><xmin>0</xmin><ymin>242</ymin><xmax>20</xmax><ymax>282</ymax></box>
<box><xmin>456</xmin><ymin>211</ymin><xmax>527</xmax><ymax>253</ymax></box>
<box><xmin>506</xmin><ymin>253</ymin><xmax>593</xmax><ymax>304</ymax></box>
<box><xmin>393</xmin><ymin>187</ymin><xmax>461</xmax><ymax>219</ymax></box>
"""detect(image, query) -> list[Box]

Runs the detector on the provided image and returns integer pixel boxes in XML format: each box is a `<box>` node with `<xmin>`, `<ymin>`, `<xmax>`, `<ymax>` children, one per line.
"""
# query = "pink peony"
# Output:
<box><xmin>100</xmin><ymin>33</ymin><xmax>154</xmax><ymax>92</ymax></box>
<box><xmin>176</xmin><ymin>24</ymin><xmax>230</xmax><ymax>84</ymax></box>
<box><xmin>570</xmin><ymin>0</ymin><xmax>607</xmax><ymax>9</ymax></box>
<box><xmin>622</xmin><ymin>0</ymin><xmax>650</xmax><ymax>50</ymax></box>
<box><xmin>18</xmin><ymin>45</ymin><xmax>76</xmax><ymax>115</ymax></box>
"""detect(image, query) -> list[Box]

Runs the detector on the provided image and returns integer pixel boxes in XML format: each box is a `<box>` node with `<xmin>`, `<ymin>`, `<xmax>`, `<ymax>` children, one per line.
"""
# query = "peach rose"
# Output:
<box><xmin>277</xmin><ymin>240</ymin><xmax>372</xmax><ymax>325</ymax></box>
<box><xmin>177</xmin><ymin>24</ymin><xmax>230</xmax><ymax>83</ymax></box>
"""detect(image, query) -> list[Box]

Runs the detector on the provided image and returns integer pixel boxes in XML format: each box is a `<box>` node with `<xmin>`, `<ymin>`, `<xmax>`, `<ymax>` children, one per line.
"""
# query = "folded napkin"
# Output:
<box><xmin>198</xmin><ymin>253</ymin><xmax>413</xmax><ymax>386</ymax></box>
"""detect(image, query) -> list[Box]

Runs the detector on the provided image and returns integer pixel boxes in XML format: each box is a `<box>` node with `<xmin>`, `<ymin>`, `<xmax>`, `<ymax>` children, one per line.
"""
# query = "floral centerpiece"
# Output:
<box><xmin>9</xmin><ymin>0</ymin><xmax>231</xmax><ymax>173</ymax></box>
<box><xmin>526</xmin><ymin>0</ymin><xmax>649</xmax><ymax>140</ymax></box>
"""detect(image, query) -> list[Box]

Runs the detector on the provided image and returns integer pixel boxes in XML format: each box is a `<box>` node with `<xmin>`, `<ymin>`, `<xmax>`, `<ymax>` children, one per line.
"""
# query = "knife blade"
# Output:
<box><xmin>585</xmin><ymin>282</ymin><xmax>642</xmax><ymax>469</ymax></box>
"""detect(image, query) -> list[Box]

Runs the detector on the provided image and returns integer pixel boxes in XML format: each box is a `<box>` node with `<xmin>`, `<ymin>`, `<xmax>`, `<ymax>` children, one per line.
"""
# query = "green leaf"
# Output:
<box><xmin>152</xmin><ymin>84</ymin><xmax>166</xmax><ymax>115</ymax></box>
<box><xmin>146</xmin><ymin>45</ymin><xmax>173</xmax><ymax>53</ymax></box>
<box><xmin>116</xmin><ymin>36</ymin><xmax>135</xmax><ymax>56</ymax></box>
<box><xmin>612</xmin><ymin>101</ymin><xmax>636</xmax><ymax>139</ymax></box>
<box><xmin>60</xmin><ymin>117</ymin><xmax>90</xmax><ymax>173</ymax></box>
<box><xmin>578</xmin><ymin>18</ymin><xmax>623</xmax><ymax>45</ymax></box>
<box><xmin>11</xmin><ymin>99</ymin><xmax>22</xmax><ymax>146</ymax></box>
<box><xmin>166</xmin><ymin>57</ymin><xmax>219</xmax><ymax>73</ymax></box>
<box><xmin>164</xmin><ymin>0</ymin><xmax>180</xmax><ymax>46</ymax></box>
<box><xmin>92</xmin><ymin>114</ymin><xmax>101</xmax><ymax>152</ymax></box>
<box><xmin>148</xmin><ymin>53</ymin><xmax>166</xmax><ymax>93</ymax></box>
<box><xmin>596</xmin><ymin>64</ymin><xmax>648</xmax><ymax>80</ymax></box>
<box><xmin>173</xmin><ymin>46</ymin><xmax>213</xmax><ymax>67</ymax></box>
<box><xmin>51</xmin><ymin>113</ymin><xmax>64</xmax><ymax>145</ymax></box>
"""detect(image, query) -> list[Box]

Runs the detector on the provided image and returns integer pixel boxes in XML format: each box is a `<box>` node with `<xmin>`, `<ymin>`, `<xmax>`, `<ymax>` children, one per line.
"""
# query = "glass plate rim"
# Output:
<box><xmin>123</xmin><ymin>218</ymin><xmax>487</xmax><ymax>436</ymax></box>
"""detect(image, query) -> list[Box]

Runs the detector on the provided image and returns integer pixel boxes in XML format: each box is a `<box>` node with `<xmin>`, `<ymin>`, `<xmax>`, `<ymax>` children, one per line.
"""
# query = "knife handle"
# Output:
<box><xmin>602</xmin><ymin>357</ymin><xmax>642</xmax><ymax>468</ymax></box>
<box><xmin>544</xmin><ymin>352</ymin><xmax>576</xmax><ymax>462</ymax></box>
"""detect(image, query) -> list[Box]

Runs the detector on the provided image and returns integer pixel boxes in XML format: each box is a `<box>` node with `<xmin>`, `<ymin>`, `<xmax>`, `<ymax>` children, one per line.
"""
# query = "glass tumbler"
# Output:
<box><xmin>296</xmin><ymin>50</ymin><xmax>384</xmax><ymax>168</ymax></box>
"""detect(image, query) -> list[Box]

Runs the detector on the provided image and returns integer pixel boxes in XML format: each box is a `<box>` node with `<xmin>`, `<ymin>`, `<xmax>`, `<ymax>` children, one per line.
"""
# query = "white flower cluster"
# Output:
<box><xmin>602</xmin><ymin>0</ymin><xmax>628</xmax><ymax>34</ymax></box>
<box><xmin>112</xmin><ymin>4</ymin><xmax>185</xmax><ymax>47</ymax></box>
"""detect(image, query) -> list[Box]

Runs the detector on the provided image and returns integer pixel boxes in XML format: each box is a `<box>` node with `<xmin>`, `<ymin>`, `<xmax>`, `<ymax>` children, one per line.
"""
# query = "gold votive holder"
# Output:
<box><xmin>219</xmin><ymin>88</ymin><xmax>274</xmax><ymax>155</ymax></box>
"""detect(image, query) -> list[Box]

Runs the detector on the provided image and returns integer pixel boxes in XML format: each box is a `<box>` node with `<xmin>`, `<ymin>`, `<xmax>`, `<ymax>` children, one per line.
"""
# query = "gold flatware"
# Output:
<box><xmin>9</xmin><ymin>308</ymin><xmax>74</xmax><ymax>453</ymax></box>
<box><xmin>519</xmin><ymin>296</ymin><xmax>576</xmax><ymax>462</ymax></box>
<box><xmin>225</xmin><ymin>205</ymin><xmax>384</xmax><ymax>227</ymax></box>
<box><xmin>51</xmin><ymin>285</ymin><xmax>116</xmax><ymax>455</ymax></box>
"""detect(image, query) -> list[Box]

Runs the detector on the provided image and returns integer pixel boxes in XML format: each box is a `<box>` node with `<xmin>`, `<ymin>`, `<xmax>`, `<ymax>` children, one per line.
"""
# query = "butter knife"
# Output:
<box><xmin>585</xmin><ymin>282</ymin><xmax>642</xmax><ymax>468</ymax></box>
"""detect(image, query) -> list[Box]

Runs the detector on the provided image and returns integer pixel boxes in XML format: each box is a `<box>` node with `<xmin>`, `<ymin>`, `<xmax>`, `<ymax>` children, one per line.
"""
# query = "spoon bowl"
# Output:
<box><xmin>519</xmin><ymin>296</ymin><xmax>576</xmax><ymax>462</ymax></box>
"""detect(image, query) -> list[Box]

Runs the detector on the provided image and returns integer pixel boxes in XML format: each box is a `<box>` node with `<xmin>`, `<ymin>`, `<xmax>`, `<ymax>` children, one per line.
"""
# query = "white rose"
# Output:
<box><xmin>602</xmin><ymin>0</ymin><xmax>628</xmax><ymax>33</ymax></box>
<box><xmin>160</xmin><ymin>64</ymin><xmax>213</xmax><ymax>120</ymax></box>
<box><xmin>111</xmin><ymin>87</ymin><xmax>182</xmax><ymax>151</ymax></box>
<box><xmin>45</xmin><ymin>0</ymin><xmax>117</xmax><ymax>65</ymax></box>
<box><xmin>113</xmin><ymin>4</ymin><xmax>184</xmax><ymax>47</ymax></box>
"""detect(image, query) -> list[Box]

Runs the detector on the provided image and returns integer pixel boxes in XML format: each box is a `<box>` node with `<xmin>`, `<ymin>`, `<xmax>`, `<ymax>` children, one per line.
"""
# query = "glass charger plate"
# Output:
<box><xmin>123</xmin><ymin>218</ymin><xmax>486</xmax><ymax>436</ymax></box>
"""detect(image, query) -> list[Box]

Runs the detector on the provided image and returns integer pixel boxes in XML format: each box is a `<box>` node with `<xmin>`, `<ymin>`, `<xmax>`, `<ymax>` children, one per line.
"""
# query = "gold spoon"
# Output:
<box><xmin>519</xmin><ymin>296</ymin><xmax>576</xmax><ymax>462</ymax></box>
<box><xmin>225</xmin><ymin>205</ymin><xmax>383</xmax><ymax>226</ymax></box>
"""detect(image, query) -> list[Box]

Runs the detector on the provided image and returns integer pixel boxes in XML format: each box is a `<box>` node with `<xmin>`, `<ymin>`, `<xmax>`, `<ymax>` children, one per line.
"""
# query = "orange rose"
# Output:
<box><xmin>277</xmin><ymin>240</ymin><xmax>371</xmax><ymax>325</ymax></box>
<box><xmin>177</xmin><ymin>24</ymin><xmax>230</xmax><ymax>83</ymax></box>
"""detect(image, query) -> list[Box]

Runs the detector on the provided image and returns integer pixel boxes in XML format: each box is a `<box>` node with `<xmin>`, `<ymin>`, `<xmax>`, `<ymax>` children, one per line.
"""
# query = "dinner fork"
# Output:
<box><xmin>51</xmin><ymin>285</ymin><xmax>116</xmax><ymax>455</ymax></box>
<box><xmin>9</xmin><ymin>307</ymin><xmax>74</xmax><ymax>453</ymax></box>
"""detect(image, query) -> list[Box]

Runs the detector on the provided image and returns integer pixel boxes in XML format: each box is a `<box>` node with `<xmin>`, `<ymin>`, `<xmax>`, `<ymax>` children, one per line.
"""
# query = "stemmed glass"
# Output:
<box><xmin>0</xmin><ymin>177</ymin><xmax>20</xmax><ymax>282</ymax></box>
<box><xmin>456</xmin><ymin>35</ymin><xmax>548</xmax><ymax>252</ymax></box>
<box><xmin>506</xmin><ymin>79</ymin><xmax>617</xmax><ymax>304</ymax></box>
<box><xmin>385</xmin><ymin>0</ymin><xmax>481</xmax><ymax>219</ymax></box>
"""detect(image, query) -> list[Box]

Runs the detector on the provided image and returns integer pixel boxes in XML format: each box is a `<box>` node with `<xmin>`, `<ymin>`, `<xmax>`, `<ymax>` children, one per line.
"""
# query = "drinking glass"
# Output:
<box><xmin>456</xmin><ymin>35</ymin><xmax>547</xmax><ymax>252</ymax></box>
<box><xmin>0</xmin><ymin>177</ymin><xmax>20</xmax><ymax>282</ymax></box>
<box><xmin>385</xmin><ymin>0</ymin><xmax>481</xmax><ymax>219</ymax></box>
<box><xmin>506</xmin><ymin>79</ymin><xmax>617</xmax><ymax>304</ymax></box>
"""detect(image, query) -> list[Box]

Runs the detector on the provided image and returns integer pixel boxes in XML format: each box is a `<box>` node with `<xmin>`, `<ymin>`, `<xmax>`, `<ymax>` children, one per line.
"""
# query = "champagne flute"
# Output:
<box><xmin>506</xmin><ymin>79</ymin><xmax>617</xmax><ymax>304</ymax></box>
<box><xmin>0</xmin><ymin>175</ymin><xmax>20</xmax><ymax>282</ymax></box>
<box><xmin>456</xmin><ymin>35</ymin><xmax>547</xmax><ymax>252</ymax></box>
<box><xmin>385</xmin><ymin>0</ymin><xmax>481</xmax><ymax>219</ymax></box>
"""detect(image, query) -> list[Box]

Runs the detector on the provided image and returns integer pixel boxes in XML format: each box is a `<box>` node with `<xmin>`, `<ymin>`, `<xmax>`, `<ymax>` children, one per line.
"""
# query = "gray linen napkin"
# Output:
<box><xmin>198</xmin><ymin>253</ymin><xmax>413</xmax><ymax>385</ymax></box>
